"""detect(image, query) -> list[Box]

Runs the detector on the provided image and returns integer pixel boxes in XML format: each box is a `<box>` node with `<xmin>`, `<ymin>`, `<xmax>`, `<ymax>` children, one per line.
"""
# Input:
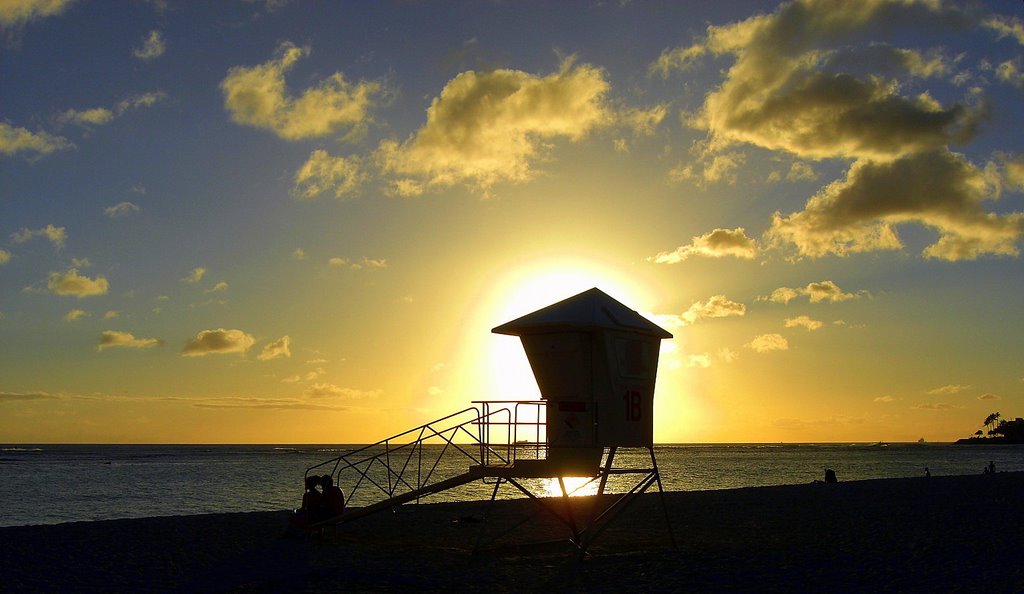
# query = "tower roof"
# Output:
<box><xmin>491</xmin><ymin>287</ymin><xmax>672</xmax><ymax>339</ymax></box>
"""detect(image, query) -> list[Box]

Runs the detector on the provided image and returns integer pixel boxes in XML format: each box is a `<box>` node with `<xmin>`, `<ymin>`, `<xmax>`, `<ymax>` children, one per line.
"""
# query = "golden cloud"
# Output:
<box><xmin>181</xmin><ymin>267</ymin><xmax>206</xmax><ymax>284</ymax></box>
<box><xmin>984</xmin><ymin>15</ymin><xmax>1024</xmax><ymax>45</ymax></box>
<box><xmin>132</xmin><ymin>30</ymin><xmax>165</xmax><ymax>60</ymax></box>
<box><xmin>926</xmin><ymin>384</ymin><xmax>971</xmax><ymax>395</ymax></box>
<box><xmin>104</xmin><ymin>201</ymin><xmax>140</xmax><ymax>218</ymax></box>
<box><xmin>377</xmin><ymin>58</ymin><xmax>612</xmax><ymax>196</ymax></box>
<box><xmin>649</xmin><ymin>227</ymin><xmax>757</xmax><ymax>263</ymax></box>
<box><xmin>221</xmin><ymin>42</ymin><xmax>381</xmax><ymax>140</ymax></box>
<box><xmin>97</xmin><ymin>330</ymin><xmax>161</xmax><ymax>351</ymax></box>
<box><xmin>182</xmin><ymin>328</ymin><xmax>255</xmax><ymax>357</ymax></box>
<box><xmin>11</xmin><ymin>224</ymin><xmax>66</xmax><ymax>248</ymax></box>
<box><xmin>1</xmin><ymin>122</ymin><xmax>72</xmax><ymax>157</ymax></box>
<box><xmin>0</xmin><ymin>0</ymin><xmax>73</xmax><ymax>26</ymax></box>
<box><xmin>768</xmin><ymin>150</ymin><xmax>1023</xmax><ymax>260</ymax></box>
<box><xmin>46</xmin><ymin>268</ymin><xmax>108</xmax><ymax>298</ymax></box>
<box><xmin>659</xmin><ymin>295</ymin><xmax>747</xmax><ymax>328</ymax></box>
<box><xmin>746</xmin><ymin>333</ymin><xmax>789</xmax><ymax>353</ymax></box>
<box><xmin>669</xmin><ymin>0</ymin><xmax>980</xmax><ymax>162</ymax></box>
<box><xmin>258</xmin><ymin>336</ymin><xmax>292</xmax><ymax>361</ymax></box>
<box><xmin>304</xmin><ymin>383</ymin><xmax>380</xmax><ymax>399</ymax></box>
<box><xmin>765</xmin><ymin>280</ymin><xmax>863</xmax><ymax>304</ymax></box>
<box><xmin>292</xmin><ymin>150</ymin><xmax>364</xmax><ymax>199</ymax></box>
<box><xmin>784</xmin><ymin>315</ymin><xmax>823</xmax><ymax>331</ymax></box>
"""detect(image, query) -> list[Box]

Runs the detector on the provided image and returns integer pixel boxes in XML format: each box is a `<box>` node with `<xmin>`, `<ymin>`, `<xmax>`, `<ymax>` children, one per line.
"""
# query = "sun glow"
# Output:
<box><xmin>538</xmin><ymin>476</ymin><xmax>599</xmax><ymax>498</ymax></box>
<box><xmin>471</xmin><ymin>256</ymin><xmax>659</xmax><ymax>402</ymax></box>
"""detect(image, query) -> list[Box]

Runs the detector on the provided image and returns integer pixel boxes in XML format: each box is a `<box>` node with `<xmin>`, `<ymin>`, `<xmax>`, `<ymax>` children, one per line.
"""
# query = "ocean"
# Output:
<box><xmin>2</xmin><ymin>443</ymin><xmax>1021</xmax><ymax>528</ymax></box>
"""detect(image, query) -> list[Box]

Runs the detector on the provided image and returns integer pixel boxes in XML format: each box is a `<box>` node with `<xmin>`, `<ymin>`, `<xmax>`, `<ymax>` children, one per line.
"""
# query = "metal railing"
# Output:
<box><xmin>473</xmin><ymin>400</ymin><xmax>548</xmax><ymax>466</ymax></box>
<box><xmin>305</xmin><ymin>406</ymin><xmax>519</xmax><ymax>509</ymax></box>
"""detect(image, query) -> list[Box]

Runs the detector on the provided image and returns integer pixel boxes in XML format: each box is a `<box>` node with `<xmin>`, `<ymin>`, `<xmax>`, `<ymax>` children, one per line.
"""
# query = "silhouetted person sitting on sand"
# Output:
<box><xmin>925</xmin><ymin>467</ymin><xmax>931</xmax><ymax>478</ymax></box>
<box><xmin>989</xmin><ymin>461</ymin><xmax>996</xmax><ymax>474</ymax></box>
<box><xmin>289</xmin><ymin>475</ymin><xmax>323</xmax><ymax>529</ymax></box>
<box><xmin>824</xmin><ymin>468</ymin><xmax>837</xmax><ymax>483</ymax></box>
<box><xmin>319</xmin><ymin>474</ymin><xmax>345</xmax><ymax>521</ymax></box>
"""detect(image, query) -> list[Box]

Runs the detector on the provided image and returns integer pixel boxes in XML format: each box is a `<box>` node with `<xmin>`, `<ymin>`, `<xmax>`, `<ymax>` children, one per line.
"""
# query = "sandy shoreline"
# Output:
<box><xmin>3</xmin><ymin>472</ymin><xmax>1022</xmax><ymax>592</ymax></box>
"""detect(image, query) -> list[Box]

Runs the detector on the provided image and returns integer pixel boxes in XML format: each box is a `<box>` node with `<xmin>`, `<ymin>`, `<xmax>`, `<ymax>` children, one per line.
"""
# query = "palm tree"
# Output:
<box><xmin>983</xmin><ymin>412</ymin><xmax>1001</xmax><ymax>435</ymax></box>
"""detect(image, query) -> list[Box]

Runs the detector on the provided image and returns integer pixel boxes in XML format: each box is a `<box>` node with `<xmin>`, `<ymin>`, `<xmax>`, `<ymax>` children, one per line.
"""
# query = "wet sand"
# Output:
<box><xmin>3</xmin><ymin>472</ymin><xmax>1021</xmax><ymax>592</ymax></box>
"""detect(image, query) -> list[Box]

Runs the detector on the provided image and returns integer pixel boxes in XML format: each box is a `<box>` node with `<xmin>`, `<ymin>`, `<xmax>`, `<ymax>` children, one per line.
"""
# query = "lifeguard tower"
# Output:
<box><xmin>305</xmin><ymin>288</ymin><xmax>676</xmax><ymax>554</ymax></box>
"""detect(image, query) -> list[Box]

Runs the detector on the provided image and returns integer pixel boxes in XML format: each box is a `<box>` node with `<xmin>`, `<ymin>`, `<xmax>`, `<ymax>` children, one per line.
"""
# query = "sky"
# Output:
<box><xmin>1</xmin><ymin>0</ymin><xmax>1022</xmax><ymax>444</ymax></box>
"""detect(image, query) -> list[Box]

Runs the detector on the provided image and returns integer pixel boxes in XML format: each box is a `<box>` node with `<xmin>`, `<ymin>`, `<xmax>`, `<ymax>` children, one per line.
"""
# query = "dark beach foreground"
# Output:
<box><xmin>3</xmin><ymin>472</ymin><xmax>1021</xmax><ymax>593</ymax></box>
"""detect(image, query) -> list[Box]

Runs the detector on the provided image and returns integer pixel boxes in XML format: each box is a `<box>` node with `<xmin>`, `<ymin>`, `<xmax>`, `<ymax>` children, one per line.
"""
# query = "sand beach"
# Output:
<box><xmin>3</xmin><ymin>472</ymin><xmax>1021</xmax><ymax>592</ymax></box>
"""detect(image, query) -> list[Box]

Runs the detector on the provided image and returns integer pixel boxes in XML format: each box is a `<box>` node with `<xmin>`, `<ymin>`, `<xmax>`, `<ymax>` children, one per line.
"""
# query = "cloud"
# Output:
<box><xmin>376</xmin><ymin>57</ymin><xmax>611</xmax><ymax>197</ymax></box>
<box><xmin>1002</xmin><ymin>153</ymin><xmax>1024</xmax><ymax>192</ymax></box>
<box><xmin>765</xmin><ymin>280</ymin><xmax>863</xmax><ymax>304</ymax></box>
<box><xmin>97</xmin><ymin>330</ymin><xmax>161</xmax><ymax>351</ymax></box>
<box><xmin>57</xmin><ymin>93</ymin><xmax>166</xmax><ymax>129</ymax></box>
<box><xmin>104</xmin><ymin>201</ymin><xmax>140</xmax><ymax>218</ymax></box>
<box><xmin>658</xmin><ymin>295</ymin><xmax>745</xmax><ymax>329</ymax></box>
<box><xmin>182</xmin><ymin>328</ymin><xmax>255</xmax><ymax>357</ymax></box>
<box><xmin>191</xmin><ymin>398</ymin><xmax>352</xmax><ymax>411</ymax></box>
<box><xmin>0</xmin><ymin>122</ymin><xmax>73</xmax><ymax>157</ymax></box>
<box><xmin>304</xmin><ymin>383</ymin><xmax>379</xmax><ymax>399</ymax></box>
<box><xmin>993</xmin><ymin>58</ymin><xmax>1024</xmax><ymax>88</ymax></box>
<box><xmin>64</xmin><ymin>309</ymin><xmax>87</xmax><ymax>321</ymax></box>
<box><xmin>46</xmin><ymin>268</ymin><xmax>108</xmax><ymax>298</ymax></box>
<box><xmin>746</xmin><ymin>333</ymin><xmax>789</xmax><ymax>353</ymax></box>
<box><xmin>984</xmin><ymin>15</ymin><xmax>1024</xmax><ymax>46</ymax></box>
<box><xmin>292</xmin><ymin>150</ymin><xmax>364</xmax><ymax>199</ymax></box>
<box><xmin>664</xmin><ymin>1</ymin><xmax>981</xmax><ymax>162</ymax></box>
<box><xmin>652</xmin><ymin>1</ymin><xmax>1024</xmax><ymax>261</ymax></box>
<box><xmin>914</xmin><ymin>402</ymin><xmax>958</xmax><ymax>410</ymax></box>
<box><xmin>258</xmin><ymin>336</ymin><xmax>291</xmax><ymax>361</ymax></box>
<box><xmin>685</xmin><ymin>295</ymin><xmax>745</xmax><ymax>324</ymax></box>
<box><xmin>205</xmin><ymin>281</ymin><xmax>228</xmax><ymax>293</ymax></box>
<box><xmin>181</xmin><ymin>267</ymin><xmax>206</xmax><ymax>283</ymax></box>
<box><xmin>11</xmin><ymin>224</ymin><xmax>66</xmax><ymax>249</ymax></box>
<box><xmin>221</xmin><ymin>41</ymin><xmax>381</xmax><ymax>140</ymax></box>
<box><xmin>0</xmin><ymin>248</ymin><xmax>10</xmax><ymax>264</ymax></box>
<box><xmin>977</xmin><ymin>393</ymin><xmax>1001</xmax><ymax>401</ymax></box>
<box><xmin>873</xmin><ymin>395</ymin><xmax>895</xmax><ymax>403</ymax></box>
<box><xmin>926</xmin><ymin>384</ymin><xmax>971</xmax><ymax>395</ymax></box>
<box><xmin>132</xmin><ymin>30</ymin><xmax>165</xmax><ymax>60</ymax></box>
<box><xmin>0</xmin><ymin>0</ymin><xmax>73</xmax><ymax>26</ymax></box>
<box><xmin>649</xmin><ymin>227</ymin><xmax>757</xmax><ymax>263</ymax></box>
<box><xmin>784</xmin><ymin>315</ymin><xmax>823</xmax><ymax>331</ymax></box>
<box><xmin>787</xmin><ymin>162</ymin><xmax>818</xmax><ymax>181</ymax></box>
<box><xmin>768</xmin><ymin>151</ymin><xmax>1023</xmax><ymax>260</ymax></box>
<box><xmin>56</xmin><ymin>107</ymin><xmax>113</xmax><ymax>126</ymax></box>
<box><xmin>116</xmin><ymin>92</ymin><xmax>166</xmax><ymax>112</ymax></box>
<box><xmin>687</xmin><ymin>353</ymin><xmax>711</xmax><ymax>368</ymax></box>
<box><xmin>620</xmin><ymin>104</ymin><xmax>668</xmax><ymax>136</ymax></box>
<box><xmin>292</xmin><ymin>248</ymin><xmax>306</xmax><ymax>260</ymax></box>
<box><xmin>0</xmin><ymin>390</ymin><xmax>61</xmax><ymax>401</ymax></box>
<box><xmin>103</xmin><ymin>310</ymin><xmax>119</xmax><ymax>319</ymax></box>
<box><xmin>328</xmin><ymin>256</ymin><xmax>387</xmax><ymax>270</ymax></box>
<box><xmin>668</xmin><ymin>141</ymin><xmax>746</xmax><ymax>187</ymax></box>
